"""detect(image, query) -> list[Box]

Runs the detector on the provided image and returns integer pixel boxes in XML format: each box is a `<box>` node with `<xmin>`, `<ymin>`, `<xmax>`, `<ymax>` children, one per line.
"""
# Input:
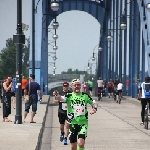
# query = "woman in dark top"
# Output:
<box><xmin>2</xmin><ymin>76</ymin><xmax>12</xmax><ymax>122</ymax></box>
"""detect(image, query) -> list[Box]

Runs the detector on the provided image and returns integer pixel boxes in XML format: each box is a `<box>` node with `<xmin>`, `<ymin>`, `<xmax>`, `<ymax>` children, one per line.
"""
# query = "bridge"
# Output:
<box><xmin>29</xmin><ymin>0</ymin><xmax>150</xmax><ymax>98</ymax></box>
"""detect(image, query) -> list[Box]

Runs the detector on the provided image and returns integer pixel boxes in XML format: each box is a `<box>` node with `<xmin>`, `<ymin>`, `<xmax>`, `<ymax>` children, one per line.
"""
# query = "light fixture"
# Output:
<box><xmin>52</xmin><ymin>21</ymin><xmax>59</xmax><ymax>29</ymax></box>
<box><xmin>120</xmin><ymin>14</ymin><xmax>127</xmax><ymax>30</ymax></box>
<box><xmin>52</xmin><ymin>34</ymin><xmax>58</xmax><ymax>40</ymax></box>
<box><xmin>146</xmin><ymin>3</ymin><xmax>150</xmax><ymax>12</ymax></box>
<box><xmin>53</xmin><ymin>66</ymin><xmax>56</xmax><ymax>70</ymax></box>
<box><xmin>53</xmin><ymin>71</ymin><xmax>56</xmax><ymax>76</ymax></box>
<box><xmin>53</xmin><ymin>56</ymin><xmax>57</xmax><ymax>61</ymax></box>
<box><xmin>92</xmin><ymin>57</ymin><xmax>95</xmax><ymax>61</ymax></box>
<box><xmin>98</xmin><ymin>47</ymin><xmax>103</xmax><ymax>51</ymax></box>
<box><xmin>51</xmin><ymin>1</ymin><xmax>59</xmax><ymax>11</ymax></box>
<box><xmin>107</xmin><ymin>30</ymin><xmax>112</xmax><ymax>41</ymax></box>
<box><xmin>53</xmin><ymin>45</ymin><xmax>58</xmax><ymax>50</ymax></box>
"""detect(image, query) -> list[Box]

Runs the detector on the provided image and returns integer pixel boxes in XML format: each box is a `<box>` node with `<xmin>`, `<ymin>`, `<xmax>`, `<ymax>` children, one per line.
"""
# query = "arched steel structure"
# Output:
<box><xmin>29</xmin><ymin>0</ymin><xmax>106</xmax><ymax>94</ymax></box>
<box><xmin>30</xmin><ymin>0</ymin><xmax>150</xmax><ymax>98</ymax></box>
<box><xmin>99</xmin><ymin>0</ymin><xmax>150</xmax><ymax>98</ymax></box>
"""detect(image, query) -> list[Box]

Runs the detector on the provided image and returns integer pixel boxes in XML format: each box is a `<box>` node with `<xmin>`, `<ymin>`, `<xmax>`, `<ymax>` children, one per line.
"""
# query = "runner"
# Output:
<box><xmin>54</xmin><ymin>82</ymin><xmax>71</xmax><ymax>145</ymax></box>
<box><xmin>53</xmin><ymin>79</ymin><xmax>98</xmax><ymax>150</ymax></box>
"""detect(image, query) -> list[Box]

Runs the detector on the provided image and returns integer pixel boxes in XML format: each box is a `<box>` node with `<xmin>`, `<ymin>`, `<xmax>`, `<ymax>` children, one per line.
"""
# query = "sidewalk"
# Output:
<box><xmin>0</xmin><ymin>95</ymin><xmax>49</xmax><ymax>150</ymax></box>
<box><xmin>50</xmin><ymin>96</ymin><xmax>150</xmax><ymax>150</ymax></box>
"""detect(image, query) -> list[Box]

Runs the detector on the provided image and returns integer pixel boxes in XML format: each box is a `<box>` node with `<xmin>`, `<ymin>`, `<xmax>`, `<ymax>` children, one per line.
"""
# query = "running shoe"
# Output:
<box><xmin>60</xmin><ymin>134</ymin><xmax>64</xmax><ymax>142</ymax></box>
<box><xmin>63</xmin><ymin>138</ymin><xmax>67</xmax><ymax>145</ymax></box>
<box><xmin>140</xmin><ymin>122</ymin><xmax>144</xmax><ymax>126</ymax></box>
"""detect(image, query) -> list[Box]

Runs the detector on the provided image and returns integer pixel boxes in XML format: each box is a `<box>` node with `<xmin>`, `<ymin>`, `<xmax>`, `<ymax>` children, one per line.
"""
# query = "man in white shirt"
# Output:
<box><xmin>116</xmin><ymin>81</ymin><xmax>123</xmax><ymax>104</ymax></box>
<box><xmin>139</xmin><ymin>76</ymin><xmax>150</xmax><ymax>125</ymax></box>
<box><xmin>97</xmin><ymin>77</ymin><xmax>103</xmax><ymax>90</ymax></box>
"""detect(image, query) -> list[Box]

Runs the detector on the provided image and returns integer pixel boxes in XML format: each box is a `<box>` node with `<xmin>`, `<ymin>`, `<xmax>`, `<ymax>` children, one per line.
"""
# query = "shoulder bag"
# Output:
<box><xmin>24</xmin><ymin>83</ymin><xmax>30</xmax><ymax>103</ymax></box>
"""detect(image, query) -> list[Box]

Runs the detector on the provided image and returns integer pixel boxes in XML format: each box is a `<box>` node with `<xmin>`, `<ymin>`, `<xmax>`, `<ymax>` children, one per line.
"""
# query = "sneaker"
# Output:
<box><xmin>60</xmin><ymin>134</ymin><xmax>64</xmax><ymax>142</ymax></box>
<box><xmin>63</xmin><ymin>138</ymin><xmax>67</xmax><ymax>145</ymax></box>
<box><xmin>140</xmin><ymin>122</ymin><xmax>144</xmax><ymax>126</ymax></box>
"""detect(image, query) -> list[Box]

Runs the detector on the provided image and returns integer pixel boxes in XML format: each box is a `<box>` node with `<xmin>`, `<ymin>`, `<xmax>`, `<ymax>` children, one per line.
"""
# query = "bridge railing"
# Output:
<box><xmin>48</xmin><ymin>74</ymin><xmax>80</xmax><ymax>82</ymax></box>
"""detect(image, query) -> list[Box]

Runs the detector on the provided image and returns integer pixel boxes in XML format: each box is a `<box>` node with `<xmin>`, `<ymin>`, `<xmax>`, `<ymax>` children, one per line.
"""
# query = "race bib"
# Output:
<box><xmin>74</xmin><ymin>104</ymin><xmax>85</xmax><ymax>116</ymax></box>
<box><xmin>62</xmin><ymin>103</ymin><xmax>67</xmax><ymax>110</ymax></box>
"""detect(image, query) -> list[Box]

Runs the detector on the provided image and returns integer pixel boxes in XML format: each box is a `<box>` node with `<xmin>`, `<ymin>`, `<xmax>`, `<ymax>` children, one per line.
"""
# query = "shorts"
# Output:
<box><xmin>58</xmin><ymin>112</ymin><xmax>67</xmax><ymax>124</ymax></box>
<box><xmin>11</xmin><ymin>92</ymin><xmax>15</xmax><ymax>97</ymax></box>
<box><xmin>25</xmin><ymin>97</ymin><xmax>38</xmax><ymax>113</ymax></box>
<box><xmin>116</xmin><ymin>90</ymin><xmax>122</xmax><ymax>95</ymax></box>
<box><xmin>22</xmin><ymin>89</ymin><xmax>24</xmax><ymax>96</ymax></box>
<box><xmin>69</xmin><ymin>124</ymin><xmax>87</xmax><ymax>143</ymax></box>
<box><xmin>108</xmin><ymin>88</ymin><xmax>112</xmax><ymax>93</ymax></box>
<box><xmin>89</xmin><ymin>87</ymin><xmax>92</xmax><ymax>92</ymax></box>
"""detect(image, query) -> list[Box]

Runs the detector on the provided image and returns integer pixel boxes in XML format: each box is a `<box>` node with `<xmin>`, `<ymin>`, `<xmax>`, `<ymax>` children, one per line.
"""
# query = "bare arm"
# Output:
<box><xmin>38</xmin><ymin>90</ymin><xmax>42</xmax><ymax>99</ymax></box>
<box><xmin>3</xmin><ymin>82</ymin><xmax>12</xmax><ymax>92</ymax></box>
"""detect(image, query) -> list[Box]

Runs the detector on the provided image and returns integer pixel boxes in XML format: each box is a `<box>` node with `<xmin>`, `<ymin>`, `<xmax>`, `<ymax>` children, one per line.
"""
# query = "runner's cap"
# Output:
<box><xmin>63</xmin><ymin>82</ymin><xmax>69</xmax><ymax>87</ymax></box>
<box><xmin>71</xmin><ymin>79</ymin><xmax>81</xmax><ymax>84</ymax></box>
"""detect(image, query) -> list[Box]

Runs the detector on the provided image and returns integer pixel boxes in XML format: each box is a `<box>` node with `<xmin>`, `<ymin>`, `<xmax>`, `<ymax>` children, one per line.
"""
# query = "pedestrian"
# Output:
<box><xmin>116</xmin><ymin>80</ymin><xmax>124</xmax><ymax>103</ymax></box>
<box><xmin>2</xmin><ymin>75</ymin><xmax>12</xmax><ymax>122</ymax></box>
<box><xmin>107</xmin><ymin>79</ymin><xmax>113</xmax><ymax>98</ymax></box>
<box><xmin>97</xmin><ymin>77</ymin><xmax>103</xmax><ymax>91</ymax></box>
<box><xmin>22</xmin><ymin>76</ymin><xmax>28</xmax><ymax>101</ymax></box>
<box><xmin>88</xmin><ymin>80</ymin><xmax>93</xmax><ymax>97</ymax></box>
<box><xmin>53</xmin><ymin>78</ymin><xmax>98</xmax><ymax>150</ymax></box>
<box><xmin>139</xmin><ymin>76</ymin><xmax>150</xmax><ymax>125</ymax></box>
<box><xmin>54</xmin><ymin>82</ymin><xmax>71</xmax><ymax>145</ymax></box>
<box><xmin>23</xmin><ymin>74</ymin><xmax>42</xmax><ymax>123</ymax></box>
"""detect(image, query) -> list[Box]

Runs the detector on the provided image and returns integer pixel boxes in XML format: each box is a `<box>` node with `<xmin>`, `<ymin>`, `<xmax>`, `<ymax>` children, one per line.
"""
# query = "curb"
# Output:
<box><xmin>35</xmin><ymin>95</ymin><xmax>50</xmax><ymax>150</ymax></box>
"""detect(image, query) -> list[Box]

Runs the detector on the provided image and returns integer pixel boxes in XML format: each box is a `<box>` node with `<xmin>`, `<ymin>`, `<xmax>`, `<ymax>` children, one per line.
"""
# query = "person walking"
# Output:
<box><xmin>97</xmin><ymin>77</ymin><xmax>103</xmax><ymax>91</ymax></box>
<box><xmin>22</xmin><ymin>76</ymin><xmax>28</xmax><ymax>101</ymax></box>
<box><xmin>54</xmin><ymin>82</ymin><xmax>71</xmax><ymax>145</ymax></box>
<box><xmin>53</xmin><ymin>79</ymin><xmax>98</xmax><ymax>150</ymax></box>
<box><xmin>23</xmin><ymin>74</ymin><xmax>42</xmax><ymax>123</ymax></box>
<box><xmin>2</xmin><ymin>76</ymin><xmax>12</xmax><ymax>122</ymax></box>
<box><xmin>107</xmin><ymin>79</ymin><xmax>113</xmax><ymax>98</ymax></box>
<box><xmin>88</xmin><ymin>80</ymin><xmax>93</xmax><ymax>97</ymax></box>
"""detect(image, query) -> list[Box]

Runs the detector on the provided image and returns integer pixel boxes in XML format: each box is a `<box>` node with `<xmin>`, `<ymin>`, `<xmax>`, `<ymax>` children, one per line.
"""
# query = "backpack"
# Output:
<box><xmin>107</xmin><ymin>82</ymin><xmax>112</xmax><ymax>88</ymax></box>
<box><xmin>143</xmin><ymin>83</ymin><xmax>150</xmax><ymax>98</ymax></box>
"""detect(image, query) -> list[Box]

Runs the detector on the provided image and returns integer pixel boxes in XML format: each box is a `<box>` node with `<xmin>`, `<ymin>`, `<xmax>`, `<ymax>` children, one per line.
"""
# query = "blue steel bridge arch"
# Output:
<box><xmin>30</xmin><ymin>0</ymin><xmax>109</xmax><ymax>94</ymax></box>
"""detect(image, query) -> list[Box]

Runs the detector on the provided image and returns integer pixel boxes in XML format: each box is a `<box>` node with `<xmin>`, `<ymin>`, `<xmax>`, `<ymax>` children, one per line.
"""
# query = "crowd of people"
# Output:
<box><xmin>0</xmin><ymin>74</ymin><xmax>42</xmax><ymax>123</ymax></box>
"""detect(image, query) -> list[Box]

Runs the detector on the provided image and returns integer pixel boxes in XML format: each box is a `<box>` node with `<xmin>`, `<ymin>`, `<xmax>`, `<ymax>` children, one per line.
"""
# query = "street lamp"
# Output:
<box><xmin>13</xmin><ymin>0</ymin><xmax>25</xmax><ymax>124</ymax></box>
<box><xmin>146</xmin><ymin>3</ymin><xmax>150</xmax><ymax>11</ymax></box>
<box><xmin>120</xmin><ymin>14</ymin><xmax>127</xmax><ymax>30</ymax></box>
<box><xmin>51</xmin><ymin>1</ymin><xmax>59</xmax><ymax>11</ymax></box>
<box><xmin>107</xmin><ymin>30</ymin><xmax>112</xmax><ymax>41</ymax></box>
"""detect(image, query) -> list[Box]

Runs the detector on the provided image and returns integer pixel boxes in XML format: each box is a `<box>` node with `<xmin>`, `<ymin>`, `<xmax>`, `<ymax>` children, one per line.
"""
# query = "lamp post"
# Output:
<box><xmin>32</xmin><ymin>0</ymin><xmax>35</xmax><ymax>75</ymax></box>
<box><xmin>146</xmin><ymin>3</ymin><xmax>150</xmax><ymax>11</ymax></box>
<box><xmin>13</xmin><ymin>0</ymin><xmax>25</xmax><ymax>124</ymax></box>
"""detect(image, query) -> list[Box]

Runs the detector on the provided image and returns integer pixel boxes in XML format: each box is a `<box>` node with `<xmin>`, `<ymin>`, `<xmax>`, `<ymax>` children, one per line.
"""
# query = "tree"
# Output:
<box><xmin>0</xmin><ymin>38</ymin><xmax>30</xmax><ymax>79</ymax></box>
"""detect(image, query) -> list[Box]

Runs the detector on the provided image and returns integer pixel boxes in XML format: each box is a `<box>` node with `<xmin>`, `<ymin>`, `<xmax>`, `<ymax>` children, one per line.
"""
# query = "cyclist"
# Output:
<box><xmin>53</xmin><ymin>79</ymin><xmax>98</xmax><ymax>150</ymax></box>
<box><xmin>140</xmin><ymin>76</ymin><xmax>150</xmax><ymax>125</ymax></box>
<box><xmin>116</xmin><ymin>80</ymin><xmax>123</xmax><ymax>103</ymax></box>
<box><xmin>54</xmin><ymin>82</ymin><xmax>71</xmax><ymax>145</ymax></box>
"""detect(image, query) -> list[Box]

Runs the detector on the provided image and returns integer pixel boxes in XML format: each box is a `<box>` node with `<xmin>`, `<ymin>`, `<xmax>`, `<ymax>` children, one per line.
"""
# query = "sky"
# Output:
<box><xmin>0</xmin><ymin>0</ymin><xmax>100</xmax><ymax>74</ymax></box>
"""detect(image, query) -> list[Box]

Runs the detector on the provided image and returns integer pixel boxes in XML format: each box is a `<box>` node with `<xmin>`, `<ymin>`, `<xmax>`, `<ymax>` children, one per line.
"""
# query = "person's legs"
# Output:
<box><xmin>77</xmin><ymin>124</ymin><xmax>87</xmax><ymax>150</ymax></box>
<box><xmin>23</xmin><ymin>101</ymin><xmax>30</xmax><ymax>122</ymax></box>
<box><xmin>69</xmin><ymin>124</ymin><xmax>78</xmax><ymax>150</ymax></box>
<box><xmin>116</xmin><ymin>91</ymin><xmax>119</xmax><ymax>102</ymax></box>
<box><xmin>141</xmin><ymin>99</ymin><xmax>147</xmax><ymax>124</ymax></box>
<box><xmin>31</xmin><ymin>98</ymin><xmax>37</xmax><ymax>123</ymax></box>
<box><xmin>63</xmin><ymin>120</ymin><xmax>69</xmax><ymax>145</ymax></box>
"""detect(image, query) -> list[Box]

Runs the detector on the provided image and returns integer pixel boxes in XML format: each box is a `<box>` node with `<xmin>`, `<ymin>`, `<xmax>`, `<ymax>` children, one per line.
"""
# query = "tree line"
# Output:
<box><xmin>0</xmin><ymin>38</ymin><xmax>30</xmax><ymax>79</ymax></box>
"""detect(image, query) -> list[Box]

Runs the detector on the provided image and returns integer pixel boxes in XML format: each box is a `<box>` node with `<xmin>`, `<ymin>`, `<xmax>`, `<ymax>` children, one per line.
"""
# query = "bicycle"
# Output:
<box><xmin>144</xmin><ymin>105</ymin><xmax>149</xmax><ymax>129</ymax></box>
<box><xmin>97</xmin><ymin>90</ymin><xmax>103</xmax><ymax>101</ymax></box>
<box><xmin>118</xmin><ymin>91</ymin><xmax>122</xmax><ymax>104</ymax></box>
